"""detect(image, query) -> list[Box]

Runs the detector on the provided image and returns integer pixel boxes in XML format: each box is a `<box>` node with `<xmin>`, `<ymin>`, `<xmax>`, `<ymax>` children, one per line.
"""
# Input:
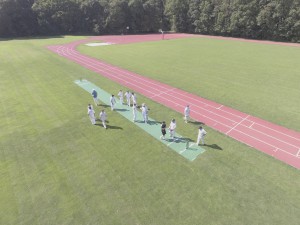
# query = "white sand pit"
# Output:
<box><xmin>85</xmin><ymin>42</ymin><xmax>114</xmax><ymax>47</ymax></box>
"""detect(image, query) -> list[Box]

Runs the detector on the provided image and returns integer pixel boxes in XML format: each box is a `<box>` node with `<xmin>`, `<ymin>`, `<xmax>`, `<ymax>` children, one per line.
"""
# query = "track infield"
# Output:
<box><xmin>48</xmin><ymin>34</ymin><xmax>300</xmax><ymax>169</ymax></box>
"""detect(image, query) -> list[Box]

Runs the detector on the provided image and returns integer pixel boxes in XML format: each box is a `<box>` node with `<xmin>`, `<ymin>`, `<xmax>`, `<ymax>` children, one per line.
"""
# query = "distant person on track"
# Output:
<box><xmin>132</xmin><ymin>103</ymin><xmax>137</xmax><ymax>122</ymax></box>
<box><xmin>118</xmin><ymin>90</ymin><xmax>124</xmax><ymax>105</ymax></box>
<box><xmin>196</xmin><ymin>126</ymin><xmax>207</xmax><ymax>145</ymax></box>
<box><xmin>125</xmin><ymin>91</ymin><xmax>131</xmax><ymax>106</ymax></box>
<box><xmin>131</xmin><ymin>92</ymin><xmax>137</xmax><ymax>105</ymax></box>
<box><xmin>99</xmin><ymin>109</ymin><xmax>107</xmax><ymax>129</ymax></box>
<box><xmin>169</xmin><ymin>119</ymin><xmax>176</xmax><ymax>139</ymax></box>
<box><xmin>91</xmin><ymin>89</ymin><xmax>99</xmax><ymax>106</ymax></box>
<box><xmin>110</xmin><ymin>94</ymin><xmax>116</xmax><ymax>111</ymax></box>
<box><xmin>141</xmin><ymin>103</ymin><xmax>149</xmax><ymax>123</ymax></box>
<box><xmin>87</xmin><ymin>105</ymin><xmax>96</xmax><ymax>125</ymax></box>
<box><xmin>160</xmin><ymin>121</ymin><xmax>167</xmax><ymax>140</ymax></box>
<box><xmin>184</xmin><ymin>105</ymin><xmax>190</xmax><ymax>123</ymax></box>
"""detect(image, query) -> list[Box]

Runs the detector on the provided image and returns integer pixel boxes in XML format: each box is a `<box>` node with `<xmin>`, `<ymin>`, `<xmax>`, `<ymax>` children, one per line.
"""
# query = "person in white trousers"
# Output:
<box><xmin>110</xmin><ymin>94</ymin><xmax>116</xmax><ymax>111</ymax></box>
<box><xmin>118</xmin><ymin>90</ymin><xmax>124</xmax><ymax>105</ymax></box>
<box><xmin>184</xmin><ymin>105</ymin><xmax>190</xmax><ymax>123</ymax></box>
<box><xmin>87</xmin><ymin>106</ymin><xmax>96</xmax><ymax>125</ymax></box>
<box><xmin>91</xmin><ymin>89</ymin><xmax>99</xmax><ymax>106</ymax></box>
<box><xmin>131</xmin><ymin>92</ymin><xmax>137</xmax><ymax>105</ymax></box>
<box><xmin>132</xmin><ymin>103</ymin><xmax>137</xmax><ymax>122</ymax></box>
<box><xmin>125</xmin><ymin>91</ymin><xmax>131</xmax><ymax>106</ymax></box>
<box><xmin>99</xmin><ymin>109</ymin><xmax>107</xmax><ymax>129</ymax></box>
<box><xmin>169</xmin><ymin>119</ymin><xmax>176</xmax><ymax>139</ymax></box>
<box><xmin>197</xmin><ymin>126</ymin><xmax>207</xmax><ymax>145</ymax></box>
<box><xmin>141</xmin><ymin>103</ymin><xmax>149</xmax><ymax>123</ymax></box>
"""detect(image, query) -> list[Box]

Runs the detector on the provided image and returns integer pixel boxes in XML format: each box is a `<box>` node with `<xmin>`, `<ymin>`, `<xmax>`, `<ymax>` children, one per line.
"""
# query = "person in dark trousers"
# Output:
<box><xmin>160</xmin><ymin>121</ymin><xmax>167</xmax><ymax>140</ymax></box>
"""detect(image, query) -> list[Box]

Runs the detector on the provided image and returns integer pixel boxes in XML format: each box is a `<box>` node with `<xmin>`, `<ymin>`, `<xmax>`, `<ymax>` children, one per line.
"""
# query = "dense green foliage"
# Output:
<box><xmin>0</xmin><ymin>0</ymin><xmax>299</xmax><ymax>42</ymax></box>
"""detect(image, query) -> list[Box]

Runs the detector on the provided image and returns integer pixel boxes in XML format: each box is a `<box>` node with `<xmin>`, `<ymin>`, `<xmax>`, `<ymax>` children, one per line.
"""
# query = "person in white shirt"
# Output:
<box><xmin>169</xmin><ymin>119</ymin><xmax>176</xmax><ymax>139</ymax></box>
<box><xmin>197</xmin><ymin>126</ymin><xmax>207</xmax><ymax>145</ymax></box>
<box><xmin>125</xmin><ymin>91</ymin><xmax>131</xmax><ymax>106</ymax></box>
<box><xmin>117</xmin><ymin>90</ymin><xmax>124</xmax><ymax>105</ymax></box>
<box><xmin>131</xmin><ymin>92</ymin><xmax>137</xmax><ymax>105</ymax></box>
<box><xmin>110</xmin><ymin>94</ymin><xmax>116</xmax><ymax>111</ymax></box>
<box><xmin>141</xmin><ymin>103</ymin><xmax>149</xmax><ymax>123</ymax></box>
<box><xmin>87</xmin><ymin>104</ymin><xmax>93</xmax><ymax>111</ymax></box>
<box><xmin>184</xmin><ymin>105</ymin><xmax>190</xmax><ymax>123</ymax></box>
<box><xmin>99</xmin><ymin>109</ymin><xmax>107</xmax><ymax>129</ymax></box>
<box><xmin>132</xmin><ymin>103</ymin><xmax>137</xmax><ymax>122</ymax></box>
<box><xmin>87</xmin><ymin>106</ymin><xmax>96</xmax><ymax>125</ymax></box>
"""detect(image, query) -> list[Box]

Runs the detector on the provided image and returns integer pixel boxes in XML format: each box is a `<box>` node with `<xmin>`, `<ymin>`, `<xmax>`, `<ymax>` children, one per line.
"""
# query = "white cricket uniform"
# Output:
<box><xmin>110</xmin><ymin>96</ymin><xmax>116</xmax><ymax>110</ymax></box>
<box><xmin>118</xmin><ymin>91</ymin><xmax>124</xmax><ymax>104</ymax></box>
<box><xmin>169</xmin><ymin>121</ymin><xmax>176</xmax><ymax>138</ymax></box>
<box><xmin>87</xmin><ymin>108</ymin><xmax>96</xmax><ymax>125</ymax></box>
<box><xmin>125</xmin><ymin>92</ymin><xmax>131</xmax><ymax>106</ymax></box>
<box><xmin>197</xmin><ymin>128</ymin><xmax>207</xmax><ymax>145</ymax></box>
<box><xmin>132</xmin><ymin>94</ymin><xmax>137</xmax><ymax>105</ymax></box>
<box><xmin>184</xmin><ymin>106</ymin><xmax>190</xmax><ymax>122</ymax></box>
<box><xmin>141</xmin><ymin>105</ymin><xmax>148</xmax><ymax>123</ymax></box>
<box><xmin>132</xmin><ymin>104</ymin><xmax>137</xmax><ymax>122</ymax></box>
<box><xmin>99</xmin><ymin>111</ymin><xmax>107</xmax><ymax>128</ymax></box>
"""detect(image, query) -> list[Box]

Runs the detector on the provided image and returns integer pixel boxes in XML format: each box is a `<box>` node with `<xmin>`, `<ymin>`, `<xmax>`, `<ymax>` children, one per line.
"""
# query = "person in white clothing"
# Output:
<box><xmin>118</xmin><ymin>90</ymin><xmax>124</xmax><ymax>105</ymax></box>
<box><xmin>110</xmin><ymin>94</ymin><xmax>116</xmax><ymax>111</ymax></box>
<box><xmin>99</xmin><ymin>109</ymin><xmax>107</xmax><ymax>129</ymax></box>
<box><xmin>197</xmin><ymin>126</ymin><xmax>207</xmax><ymax>145</ymax></box>
<box><xmin>125</xmin><ymin>91</ymin><xmax>131</xmax><ymax>106</ymax></box>
<box><xmin>132</xmin><ymin>103</ymin><xmax>137</xmax><ymax>122</ymax></box>
<box><xmin>131</xmin><ymin>92</ymin><xmax>137</xmax><ymax>105</ymax></box>
<box><xmin>87</xmin><ymin>104</ymin><xmax>93</xmax><ymax>111</ymax></box>
<box><xmin>141</xmin><ymin>103</ymin><xmax>149</xmax><ymax>123</ymax></box>
<box><xmin>184</xmin><ymin>105</ymin><xmax>190</xmax><ymax>123</ymax></box>
<box><xmin>169</xmin><ymin>119</ymin><xmax>176</xmax><ymax>139</ymax></box>
<box><xmin>87</xmin><ymin>106</ymin><xmax>96</xmax><ymax>125</ymax></box>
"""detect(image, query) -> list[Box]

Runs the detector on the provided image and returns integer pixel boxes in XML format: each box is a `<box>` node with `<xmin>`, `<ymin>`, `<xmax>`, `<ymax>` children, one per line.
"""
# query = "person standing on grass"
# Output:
<box><xmin>196</xmin><ymin>126</ymin><xmax>207</xmax><ymax>145</ymax></box>
<box><xmin>141</xmin><ymin>103</ymin><xmax>149</xmax><ymax>123</ymax></box>
<box><xmin>91</xmin><ymin>89</ymin><xmax>99</xmax><ymax>106</ymax></box>
<box><xmin>87</xmin><ymin>105</ymin><xmax>96</xmax><ymax>125</ymax></box>
<box><xmin>99</xmin><ymin>109</ymin><xmax>107</xmax><ymax>129</ymax></box>
<box><xmin>184</xmin><ymin>105</ymin><xmax>190</xmax><ymax>123</ymax></box>
<box><xmin>125</xmin><ymin>91</ymin><xmax>131</xmax><ymax>106</ymax></box>
<box><xmin>110</xmin><ymin>94</ymin><xmax>116</xmax><ymax>111</ymax></box>
<box><xmin>160</xmin><ymin>121</ymin><xmax>167</xmax><ymax>140</ymax></box>
<box><xmin>169</xmin><ymin>119</ymin><xmax>176</xmax><ymax>139</ymax></box>
<box><xmin>131</xmin><ymin>92</ymin><xmax>137</xmax><ymax>105</ymax></box>
<box><xmin>118</xmin><ymin>90</ymin><xmax>124</xmax><ymax>105</ymax></box>
<box><xmin>132</xmin><ymin>103</ymin><xmax>137</xmax><ymax>122</ymax></box>
<box><xmin>87</xmin><ymin>103</ymin><xmax>93</xmax><ymax>111</ymax></box>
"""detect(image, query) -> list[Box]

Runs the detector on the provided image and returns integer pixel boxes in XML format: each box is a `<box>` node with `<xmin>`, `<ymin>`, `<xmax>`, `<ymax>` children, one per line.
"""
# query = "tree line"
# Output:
<box><xmin>0</xmin><ymin>0</ymin><xmax>299</xmax><ymax>42</ymax></box>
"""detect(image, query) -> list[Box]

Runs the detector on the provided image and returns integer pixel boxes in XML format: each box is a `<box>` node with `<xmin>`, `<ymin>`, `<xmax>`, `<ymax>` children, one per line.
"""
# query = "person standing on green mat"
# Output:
<box><xmin>169</xmin><ymin>119</ymin><xmax>176</xmax><ymax>139</ymax></box>
<box><xmin>132</xmin><ymin>103</ymin><xmax>137</xmax><ymax>122</ymax></box>
<box><xmin>160</xmin><ymin>121</ymin><xmax>167</xmax><ymax>140</ymax></box>
<box><xmin>196</xmin><ymin>126</ymin><xmax>207</xmax><ymax>145</ymax></box>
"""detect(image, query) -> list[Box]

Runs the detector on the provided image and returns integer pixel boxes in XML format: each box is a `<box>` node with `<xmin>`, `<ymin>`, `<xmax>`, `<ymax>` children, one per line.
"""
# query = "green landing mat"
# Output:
<box><xmin>75</xmin><ymin>79</ymin><xmax>205</xmax><ymax>161</ymax></box>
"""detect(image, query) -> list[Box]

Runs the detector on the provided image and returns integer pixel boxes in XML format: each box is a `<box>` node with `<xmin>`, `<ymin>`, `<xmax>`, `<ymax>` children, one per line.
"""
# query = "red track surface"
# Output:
<box><xmin>48</xmin><ymin>34</ymin><xmax>300</xmax><ymax>169</ymax></box>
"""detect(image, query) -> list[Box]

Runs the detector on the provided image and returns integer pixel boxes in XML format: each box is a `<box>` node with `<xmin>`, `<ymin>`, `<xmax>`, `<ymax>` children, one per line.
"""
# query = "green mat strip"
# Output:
<box><xmin>75</xmin><ymin>79</ymin><xmax>205</xmax><ymax>161</ymax></box>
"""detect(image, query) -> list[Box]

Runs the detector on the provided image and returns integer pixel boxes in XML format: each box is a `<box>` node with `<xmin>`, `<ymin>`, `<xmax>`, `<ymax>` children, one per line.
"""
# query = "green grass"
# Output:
<box><xmin>78</xmin><ymin>37</ymin><xmax>300</xmax><ymax>132</ymax></box>
<box><xmin>0</xmin><ymin>36</ymin><xmax>300</xmax><ymax>225</ymax></box>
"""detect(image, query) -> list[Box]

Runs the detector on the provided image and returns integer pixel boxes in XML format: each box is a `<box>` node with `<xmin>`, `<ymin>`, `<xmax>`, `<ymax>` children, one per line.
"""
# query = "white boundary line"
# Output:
<box><xmin>226</xmin><ymin>115</ymin><xmax>250</xmax><ymax>135</ymax></box>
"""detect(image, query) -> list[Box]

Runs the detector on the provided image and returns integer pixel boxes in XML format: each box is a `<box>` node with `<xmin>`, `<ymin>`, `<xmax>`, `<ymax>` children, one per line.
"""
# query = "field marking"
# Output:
<box><xmin>226</xmin><ymin>115</ymin><xmax>250</xmax><ymax>135</ymax></box>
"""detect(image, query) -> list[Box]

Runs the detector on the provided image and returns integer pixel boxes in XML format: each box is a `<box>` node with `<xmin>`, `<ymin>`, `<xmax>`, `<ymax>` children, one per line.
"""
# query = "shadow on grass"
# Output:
<box><xmin>203</xmin><ymin>143</ymin><xmax>223</xmax><ymax>150</ymax></box>
<box><xmin>189</xmin><ymin>121</ymin><xmax>205</xmax><ymax>126</ymax></box>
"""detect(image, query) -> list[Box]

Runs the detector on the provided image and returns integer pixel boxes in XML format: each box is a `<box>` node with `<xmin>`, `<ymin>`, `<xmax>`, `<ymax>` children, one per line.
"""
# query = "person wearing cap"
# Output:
<box><xmin>118</xmin><ymin>90</ymin><xmax>124</xmax><ymax>105</ymax></box>
<box><xmin>184</xmin><ymin>105</ymin><xmax>190</xmax><ymax>123</ymax></box>
<box><xmin>169</xmin><ymin>119</ymin><xmax>176</xmax><ymax>139</ymax></box>
<box><xmin>87</xmin><ymin>105</ymin><xmax>96</xmax><ymax>125</ymax></box>
<box><xmin>196</xmin><ymin>126</ymin><xmax>207</xmax><ymax>145</ymax></box>
<box><xmin>99</xmin><ymin>109</ymin><xmax>107</xmax><ymax>129</ymax></box>
<box><xmin>110</xmin><ymin>94</ymin><xmax>116</xmax><ymax>111</ymax></box>
<box><xmin>91</xmin><ymin>89</ymin><xmax>99</xmax><ymax>106</ymax></box>
<box><xmin>141</xmin><ymin>103</ymin><xmax>149</xmax><ymax>123</ymax></box>
<box><xmin>160</xmin><ymin>121</ymin><xmax>167</xmax><ymax>140</ymax></box>
<box><xmin>132</xmin><ymin>103</ymin><xmax>137</xmax><ymax>122</ymax></box>
<box><xmin>125</xmin><ymin>91</ymin><xmax>131</xmax><ymax>106</ymax></box>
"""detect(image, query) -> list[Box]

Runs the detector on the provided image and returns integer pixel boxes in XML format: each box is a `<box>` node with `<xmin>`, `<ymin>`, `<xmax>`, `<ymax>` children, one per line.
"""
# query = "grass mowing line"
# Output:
<box><xmin>74</xmin><ymin>79</ymin><xmax>205</xmax><ymax>161</ymax></box>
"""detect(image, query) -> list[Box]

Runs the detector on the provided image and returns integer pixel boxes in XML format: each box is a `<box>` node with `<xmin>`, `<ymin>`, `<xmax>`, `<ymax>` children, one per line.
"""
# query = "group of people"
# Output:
<box><xmin>89</xmin><ymin>89</ymin><xmax>207</xmax><ymax>145</ymax></box>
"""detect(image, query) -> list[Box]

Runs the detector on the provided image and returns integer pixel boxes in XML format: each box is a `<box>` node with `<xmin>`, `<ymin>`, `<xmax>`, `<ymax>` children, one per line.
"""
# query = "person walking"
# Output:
<box><xmin>132</xmin><ymin>103</ymin><xmax>137</xmax><ymax>122</ymax></box>
<box><xmin>160</xmin><ymin>121</ymin><xmax>167</xmax><ymax>140</ymax></box>
<box><xmin>99</xmin><ymin>109</ymin><xmax>107</xmax><ymax>129</ymax></box>
<box><xmin>110</xmin><ymin>94</ymin><xmax>116</xmax><ymax>111</ymax></box>
<box><xmin>91</xmin><ymin>89</ymin><xmax>99</xmax><ymax>106</ymax></box>
<box><xmin>196</xmin><ymin>126</ymin><xmax>207</xmax><ymax>145</ymax></box>
<box><xmin>125</xmin><ymin>91</ymin><xmax>131</xmax><ymax>106</ymax></box>
<box><xmin>184</xmin><ymin>105</ymin><xmax>190</xmax><ymax>123</ymax></box>
<box><xmin>141</xmin><ymin>103</ymin><xmax>149</xmax><ymax>123</ymax></box>
<box><xmin>87</xmin><ymin>105</ymin><xmax>96</xmax><ymax>125</ymax></box>
<box><xmin>131</xmin><ymin>92</ymin><xmax>137</xmax><ymax>105</ymax></box>
<box><xmin>118</xmin><ymin>90</ymin><xmax>124</xmax><ymax>105</ymax></box>
<box><xmin>169</xmin><ymin>119</ymin><xmax>176</xmax><ymax>139</ymax></box>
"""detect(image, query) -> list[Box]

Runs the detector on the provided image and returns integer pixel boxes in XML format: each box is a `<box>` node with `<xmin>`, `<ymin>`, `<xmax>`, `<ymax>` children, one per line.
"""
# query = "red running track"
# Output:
<box><xmin>47</xmin><ymin>33</ymin><xmax>300</xmax><ymax>169</ymax></box>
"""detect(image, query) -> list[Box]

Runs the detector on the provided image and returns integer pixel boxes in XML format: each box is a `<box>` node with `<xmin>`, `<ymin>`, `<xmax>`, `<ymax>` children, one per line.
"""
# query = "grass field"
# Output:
<box><xmin>78</xmin><ymin>37</ymin><xmax>300</xmax><ymax>132</ymax></box>
<box><xmin>0</xmin><ymin>36</ymin><xmax>300</xmax><ymax>225</ymax></box>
